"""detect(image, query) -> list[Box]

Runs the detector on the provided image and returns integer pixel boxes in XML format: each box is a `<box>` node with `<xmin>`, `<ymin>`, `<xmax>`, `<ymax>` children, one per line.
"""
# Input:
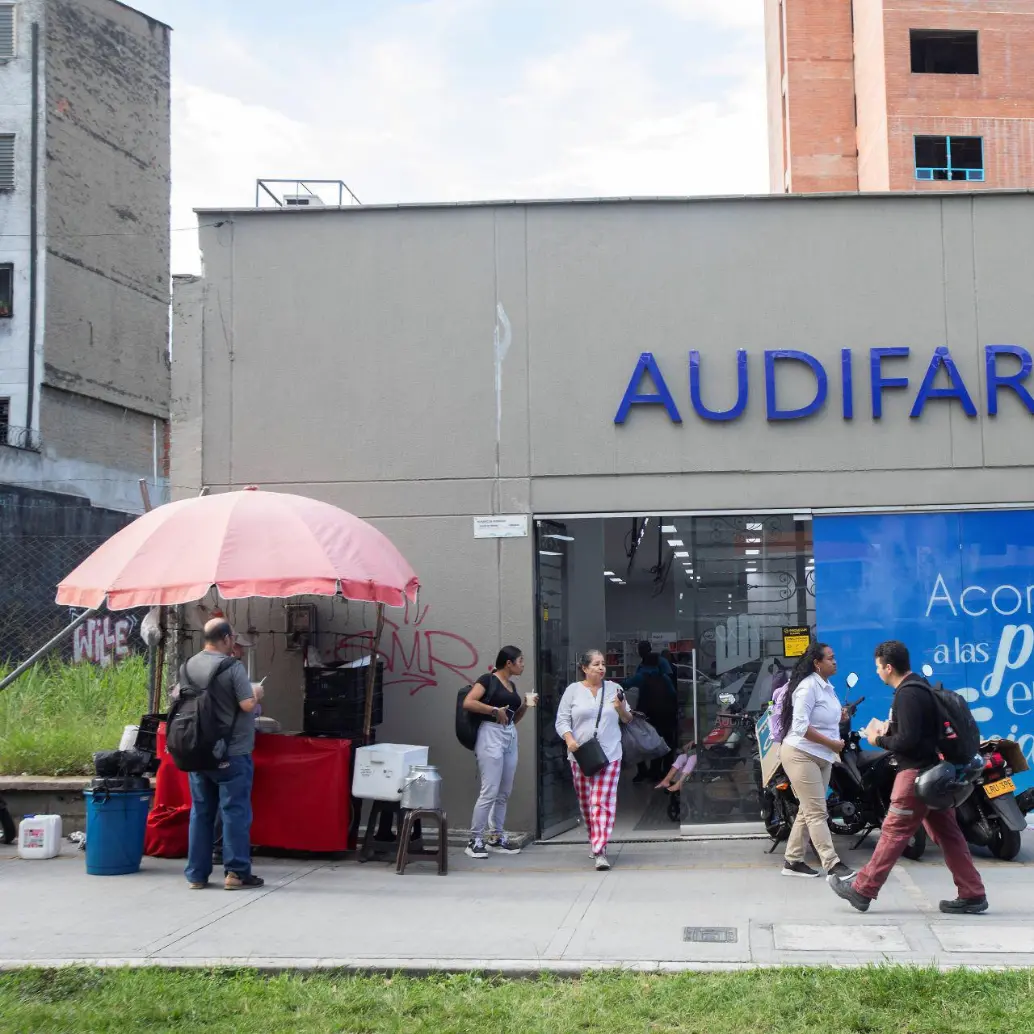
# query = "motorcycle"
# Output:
<box><xmin>955</xmin><ymin>740</ymin><xmax>1034</xmax><ymax>861</ymax></box>
<box><xmin>0</xmin><ymin>791</ymin><xmax>14</xmax><ymax>845</ymax></box>
<box><xmin>762</xmin><ymin>697</ymin><xmax>927</xmax><ymax>861</ymax></box>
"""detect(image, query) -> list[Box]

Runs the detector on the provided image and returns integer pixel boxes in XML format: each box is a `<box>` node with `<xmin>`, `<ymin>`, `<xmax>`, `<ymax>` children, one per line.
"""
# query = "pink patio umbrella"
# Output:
<box><xmin>55</xmin><ymin>487</ymin><xmax>420</xmax><ymax>736</ymax></box>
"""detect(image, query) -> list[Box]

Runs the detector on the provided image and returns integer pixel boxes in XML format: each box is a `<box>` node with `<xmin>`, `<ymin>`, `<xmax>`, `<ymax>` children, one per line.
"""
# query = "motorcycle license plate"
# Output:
<box><xmin>984</xmin><ymin>777</ymin><xmax>1015</xmax><ymax>799</ymax></box>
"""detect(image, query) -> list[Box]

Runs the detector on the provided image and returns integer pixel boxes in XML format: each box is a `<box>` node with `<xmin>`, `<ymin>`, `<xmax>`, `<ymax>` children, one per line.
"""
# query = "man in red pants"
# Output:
<box><xmin>828</xmin><ymin>640</ymin><xmax>987</xmax><ymax>915</ymax></box>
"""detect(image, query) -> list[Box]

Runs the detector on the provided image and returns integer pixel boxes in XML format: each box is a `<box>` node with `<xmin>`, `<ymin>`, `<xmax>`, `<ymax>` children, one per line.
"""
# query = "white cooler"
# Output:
<box><xmin>352</xmin><ymin>743</ymin><xmax>429</xmax><ymax>801</ymax></box>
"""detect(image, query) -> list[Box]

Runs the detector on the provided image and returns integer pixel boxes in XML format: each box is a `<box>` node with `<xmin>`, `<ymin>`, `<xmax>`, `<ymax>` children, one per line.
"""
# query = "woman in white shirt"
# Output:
<box><xmin>779</xmin><ymin>641</ymin><xmax>855</xmax><ymax>882</ymax></box>
<box><xmin>555</xmin><ymin>649</ymin><xmax>634</xmax><ymax>870</ymax></box>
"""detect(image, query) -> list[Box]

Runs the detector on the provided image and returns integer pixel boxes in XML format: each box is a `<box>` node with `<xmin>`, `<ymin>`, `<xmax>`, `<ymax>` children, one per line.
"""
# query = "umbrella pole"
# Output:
<box><xmin>362</xmin><ymin>604</ymin><xmax>385</xmax><ymax>742</ymax></box>
<box><xmin>0</xmin><ymin>608</ymin><xmax>100</xmax><ymax>694</ymax></box>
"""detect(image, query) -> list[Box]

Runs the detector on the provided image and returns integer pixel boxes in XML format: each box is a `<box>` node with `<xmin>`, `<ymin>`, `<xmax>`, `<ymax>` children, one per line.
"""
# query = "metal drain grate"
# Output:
<box><xmin>683</xmin><ymin>926</ymin><xmax>738</xmax><ymax>944</ymax></box>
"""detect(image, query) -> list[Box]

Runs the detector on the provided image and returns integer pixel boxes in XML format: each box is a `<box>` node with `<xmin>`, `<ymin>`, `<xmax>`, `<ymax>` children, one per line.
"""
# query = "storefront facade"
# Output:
<box><xmin>172</xmin><ymin>191</ymin><xmax>1034</xmax><ymax>837</ymax></box>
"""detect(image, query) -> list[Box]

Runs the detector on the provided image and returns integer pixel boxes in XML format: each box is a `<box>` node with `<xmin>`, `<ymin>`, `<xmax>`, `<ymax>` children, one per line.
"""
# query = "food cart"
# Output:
<box><xmin>53</xmin><ymin>487</ymin><xmax>420</xmax><ymax>857</ymax></box>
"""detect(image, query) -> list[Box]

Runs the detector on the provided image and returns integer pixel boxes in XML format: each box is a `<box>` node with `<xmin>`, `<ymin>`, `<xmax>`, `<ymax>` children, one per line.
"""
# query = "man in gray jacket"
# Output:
<box><xmin>183</xmin><ymin>618</ymin><xmax>264</xmax><ymax>891</ymax></box>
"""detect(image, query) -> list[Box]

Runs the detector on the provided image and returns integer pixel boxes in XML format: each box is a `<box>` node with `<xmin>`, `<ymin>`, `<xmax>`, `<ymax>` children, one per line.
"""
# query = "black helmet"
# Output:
<box><xmin>915</xmin><ymin>761</ymin><xmax>974</xmax><ymax>810</ymax></box>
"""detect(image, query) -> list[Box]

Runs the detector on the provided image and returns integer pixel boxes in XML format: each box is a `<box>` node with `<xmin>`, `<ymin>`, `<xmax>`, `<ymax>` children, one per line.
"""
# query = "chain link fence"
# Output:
<box><xmin>0</xmin><ymin>491</ymin><xmax>144</xmax><ymax>666</ymax></box>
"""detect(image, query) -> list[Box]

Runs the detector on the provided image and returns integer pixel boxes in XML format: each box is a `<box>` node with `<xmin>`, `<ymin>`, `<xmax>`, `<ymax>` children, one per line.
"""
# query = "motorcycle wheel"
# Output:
<box><xmin>0</xmin><ymin>806</ymin><xmax>15</xmax><ymax>845</ymax></box>
<box><xmin>903</xmin><ymin>826</ymin><xmax>926</xmax><ymax>861</ymax></box>
<box><xmin>989</xmin><ymin>827</ymin><xmax>1022</xmax><ymax>862</ymax></box>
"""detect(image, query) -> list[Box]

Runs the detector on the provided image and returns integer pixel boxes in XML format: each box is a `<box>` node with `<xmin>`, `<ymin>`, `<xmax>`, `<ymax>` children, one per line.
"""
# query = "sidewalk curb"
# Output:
<box><xmin>0</xmin><ymin>957</ymin><xmax>1004</xmax><ymax>976</ymax></box>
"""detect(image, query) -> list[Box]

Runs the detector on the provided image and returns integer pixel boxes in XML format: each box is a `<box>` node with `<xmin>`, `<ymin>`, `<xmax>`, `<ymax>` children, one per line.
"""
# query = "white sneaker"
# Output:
<box><xmin>594</xmin><ymin>851</ymin><xmax>611</xmax><ymax>871</ymax></box>
<box><xmin>465</xmin><ymin>837</ymin><xmax>488</xmax><ymax>859</ymax></box>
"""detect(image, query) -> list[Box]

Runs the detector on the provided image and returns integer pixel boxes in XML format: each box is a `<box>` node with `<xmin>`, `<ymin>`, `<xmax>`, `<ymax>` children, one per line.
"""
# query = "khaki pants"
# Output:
<box><xmin>781</xmin><ymin>745</ymin><xmax>841</xmax><ymax>871</ymax></box>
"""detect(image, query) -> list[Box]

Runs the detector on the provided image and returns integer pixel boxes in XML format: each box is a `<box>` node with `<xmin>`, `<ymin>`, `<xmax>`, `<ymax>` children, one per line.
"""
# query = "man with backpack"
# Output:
<box><xmin>828</xmin><ymin>640</ymin><xmax>987</xmax><ymax>915</ymax></box>
<box><xmin>176</xmin><ymin>618</ymin><xmax>264</xmax><ymax>891</ymax></box>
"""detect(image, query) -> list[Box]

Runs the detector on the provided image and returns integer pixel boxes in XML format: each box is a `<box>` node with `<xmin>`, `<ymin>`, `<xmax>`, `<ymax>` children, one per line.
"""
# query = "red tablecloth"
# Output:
<box><xmin>145</xmin><ymin>727</ymin><xmax>352</xmax><ymax>858</ymax></box>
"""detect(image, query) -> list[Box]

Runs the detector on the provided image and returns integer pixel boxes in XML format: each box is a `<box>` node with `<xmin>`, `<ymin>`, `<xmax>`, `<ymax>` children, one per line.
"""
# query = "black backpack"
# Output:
<box><xmin>905</xmin><ymin>676</ymin><xmax>982</xmax><ymax>766</ymax></box>
<box><xmin>456</xmin><ymin>676</ymin><xmax>499</xmax><ymax>751</ymax></box>
<box><xmin>166</xmin><ymin>656</ymin><xmax>239</xmax><ymax>772</ymax></box>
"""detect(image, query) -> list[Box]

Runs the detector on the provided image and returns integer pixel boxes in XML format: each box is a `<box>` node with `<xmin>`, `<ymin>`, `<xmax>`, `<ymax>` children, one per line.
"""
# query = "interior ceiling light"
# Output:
<box><xmin>603</xmin><ymin>570</ymin><xmax>615</xmax><ymax>576</ymax></box>
<box><xmin>539</xmin><ymin>550</ymin><xmax>563</xmax><ymax>557</ymax></box>
<box><xmin>543</xmin><ymin>533</ymin><xmax>575</xmax><ymax>542</ymax></box>
<box><xmin>661</xmin><ymin>525</ymin><xmax>677</xmax><ymax>533</ymax></box>
<box><xmin>747</xmin><ymin>522</ymin><xmax>763</xmax><ymax>531</ymax></box>
<box><xmin>746</xmin><ymin>536</ymin><xmax>761</xmax><ymax>544</ymax></box>
<box><xmin>745</xmin><ymin>549</ymin><xmax>760</xmax><ymax>556</ymax></box>
<box><xmin>674</xmin><ymin>551</ymin><xmax>690</xmax><ymax>558</ymax></box>
<box><xmin>667</xmin><ymin>539</ymin><xmax>684</xmax><ymax>547</ymax></box>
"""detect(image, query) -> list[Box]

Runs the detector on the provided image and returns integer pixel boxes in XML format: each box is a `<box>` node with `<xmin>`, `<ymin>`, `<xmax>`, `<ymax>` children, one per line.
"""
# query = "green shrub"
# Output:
<box><xmin>0</xmin><ymin>657</ymin><xmax>150</xmax><ymax>775</ymax></box>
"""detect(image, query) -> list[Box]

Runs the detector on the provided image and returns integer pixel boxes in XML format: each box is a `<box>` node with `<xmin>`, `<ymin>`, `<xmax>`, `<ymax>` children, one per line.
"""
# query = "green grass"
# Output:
<box><xmin>0</xmin><ymin>657</ymin><xmax>150</xmax><ymax>776</ymax></box>
<box><xmin>0</xmin><ymin>967</ymin><xmax>1032</xmax><ymax>1034</ymax></box>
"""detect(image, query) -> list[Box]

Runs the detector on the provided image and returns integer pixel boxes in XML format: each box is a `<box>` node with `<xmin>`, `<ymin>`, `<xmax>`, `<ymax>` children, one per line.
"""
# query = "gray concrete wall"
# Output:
<box><xmin>41</xmin><ymin>0</ymin><xmax>170</xmax><ymax>422</ymax></box>
<box><xmin>176</xmin><ymin>192</ymin><xmax>1034</xmax><ymax>833</ymax></box>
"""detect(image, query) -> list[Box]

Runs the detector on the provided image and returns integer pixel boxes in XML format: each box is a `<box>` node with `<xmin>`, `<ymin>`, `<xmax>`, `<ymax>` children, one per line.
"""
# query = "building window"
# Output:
<box><xmin>0</xmin><ymin>4</ymin><xmax>15</xmax><ymax>61</ymax></box>
<box><xmin>0</xmin><ymin>397</ymin><xmax>8</xmax><ymax>445</ymax></box>
<box><xmin>0</xmin><ymin>134</ymin><xmax>14</xmax><ymax>190</ymax></box>
<box><xmin>915</xmin><ymin>136</ymin><xmax>984</xmax><ymax>182</ymax></box>
<box><xmin>910</xmin><ymin>30</ymin><xmax>979</xmax><ymax>75</ymax></box>
<box><xmin>0</xmin><ymin>264</ymin><xmax>12</xmax><ymax>317</ymax></box>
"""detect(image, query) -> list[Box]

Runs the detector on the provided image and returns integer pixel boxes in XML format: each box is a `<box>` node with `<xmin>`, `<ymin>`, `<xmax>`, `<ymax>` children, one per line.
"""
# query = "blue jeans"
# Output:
<box><xmin>185</xmin><ymin>754</ymin><xmax>253</xmax><ymax>883</ymax></box>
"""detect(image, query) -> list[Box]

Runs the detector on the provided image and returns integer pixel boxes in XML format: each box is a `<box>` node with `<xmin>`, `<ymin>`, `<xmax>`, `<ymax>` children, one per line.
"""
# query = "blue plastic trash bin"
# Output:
<box><xmin>84</xmin><ymin>789</ymin><xmax>154</xmax><ymax>876</ymax></box>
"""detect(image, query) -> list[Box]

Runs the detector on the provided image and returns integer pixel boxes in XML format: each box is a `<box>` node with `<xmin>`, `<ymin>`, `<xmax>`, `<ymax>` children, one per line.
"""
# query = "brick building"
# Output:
<box><xmin>765</xmin><ymin>0</ymin><xmax>1034</xmax><ymax>193</ymax></box>
<box><xmin>0</xmin><ymin>0</ymin><xmax>171</xmax><ymax>661</ymax></box>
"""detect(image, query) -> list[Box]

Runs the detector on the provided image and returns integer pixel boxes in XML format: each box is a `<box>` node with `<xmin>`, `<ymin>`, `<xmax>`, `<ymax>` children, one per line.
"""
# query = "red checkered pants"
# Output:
<box><xmin>570</xmin><ymin>758</ymin><xmax>621</xmax><ymax>855</ymax></box>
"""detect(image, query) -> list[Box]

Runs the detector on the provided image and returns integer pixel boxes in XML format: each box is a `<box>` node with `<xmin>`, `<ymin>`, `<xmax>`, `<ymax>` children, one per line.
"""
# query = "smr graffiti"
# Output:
<box><xmin>73</xmin><ymin>615</ymin><xmax>138</xmax><ymax>666</ymax></box>
<box><xmin>335</xmin><ymin>602</ymin><xmax>481</xmax><ymax>694</ymax></box>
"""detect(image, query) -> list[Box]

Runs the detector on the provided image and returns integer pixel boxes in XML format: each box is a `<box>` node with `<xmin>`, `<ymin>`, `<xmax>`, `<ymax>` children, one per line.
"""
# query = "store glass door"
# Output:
<box><xmin>672</xmin><ymin>514</ymin><xmax>815</xmax><ymax>825</ymax></box>
<box><xmin>535</xmin><ymin>519</ymin><xmax>581</xmax><ymax>838</ymax></box>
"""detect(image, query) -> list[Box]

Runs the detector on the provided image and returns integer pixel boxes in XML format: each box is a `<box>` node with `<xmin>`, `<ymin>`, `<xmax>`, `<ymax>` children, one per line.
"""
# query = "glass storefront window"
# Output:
<box><xmin>534</xmin><ymin>513</ymin><xmax>815</xmax><ymax>837</ymax></box>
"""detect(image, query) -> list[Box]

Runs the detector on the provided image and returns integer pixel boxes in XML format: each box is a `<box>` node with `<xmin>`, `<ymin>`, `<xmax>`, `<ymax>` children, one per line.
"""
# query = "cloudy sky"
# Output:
<box><xmin>139</xmin><ymin>0</ymin><xmax>769</xmax><ymax>273</ymax></box>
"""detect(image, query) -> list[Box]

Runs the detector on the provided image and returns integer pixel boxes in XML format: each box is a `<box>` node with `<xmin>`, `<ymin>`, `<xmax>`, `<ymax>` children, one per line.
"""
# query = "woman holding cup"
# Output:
<box><xmin>556</xmin><ymin>648</ymin><xmax>634</xmax><ymax>870</ymax></box>
<box><xmin>463</xmin><ymin>646</ymin><xmax>534</xmax><ymax>859</ymax></box>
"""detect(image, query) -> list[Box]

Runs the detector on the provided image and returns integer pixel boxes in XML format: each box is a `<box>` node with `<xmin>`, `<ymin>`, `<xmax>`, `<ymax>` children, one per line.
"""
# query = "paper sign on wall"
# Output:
<box><xmin>473</xmin><ymin>515</ymin><xmax>529</xmax><ymax>539</ymax></box>
<box><xmin>782</xmin><ymin>626</ymin><xmax>811</xmax><ymax>658</ymax></box>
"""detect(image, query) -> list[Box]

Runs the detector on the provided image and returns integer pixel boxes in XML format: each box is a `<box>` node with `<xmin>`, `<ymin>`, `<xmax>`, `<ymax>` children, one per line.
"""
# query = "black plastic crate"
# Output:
<box><xmin>304</xmin><ymin>664</ymin><xmax>383</xmax><ymax>702</ymax></box>
<box><xmin>303</xmin><ymin>663</ymin><xmax>383</xmax><ymax>737</ymax></box>
<box><xmin>303</xmin><ymin>699</ymin><xmax>379</xmax><ymax>738</ymax></box>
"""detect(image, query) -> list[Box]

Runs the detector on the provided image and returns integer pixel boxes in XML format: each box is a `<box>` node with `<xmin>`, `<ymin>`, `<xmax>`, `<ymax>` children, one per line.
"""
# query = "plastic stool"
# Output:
<box><xmin>395</xmin><ymin>809</ymin><xmax>448</xmax><ymax>875</ymax></box>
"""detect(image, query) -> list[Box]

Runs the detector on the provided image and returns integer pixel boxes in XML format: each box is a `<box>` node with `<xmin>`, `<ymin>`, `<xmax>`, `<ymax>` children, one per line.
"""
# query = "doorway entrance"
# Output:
<box><xmin>534</xmin><ymin>512</ymin><xmax>815</xmax><ymax>839</ymax></box>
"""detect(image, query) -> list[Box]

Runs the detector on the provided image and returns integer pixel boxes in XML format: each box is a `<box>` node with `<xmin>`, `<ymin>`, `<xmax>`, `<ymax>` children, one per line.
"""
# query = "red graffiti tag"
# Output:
<box><xmin>335</xmin><ymin>602</ymin><xmax>480</xmax><ymax>695</ymax></box>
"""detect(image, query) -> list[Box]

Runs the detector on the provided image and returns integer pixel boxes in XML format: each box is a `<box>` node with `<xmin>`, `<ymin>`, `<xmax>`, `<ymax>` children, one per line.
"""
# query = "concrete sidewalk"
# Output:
<box><xmin>2</xmin><ymin>834</ymin><xmax>1034</xmax><ymax>972</ymax></box>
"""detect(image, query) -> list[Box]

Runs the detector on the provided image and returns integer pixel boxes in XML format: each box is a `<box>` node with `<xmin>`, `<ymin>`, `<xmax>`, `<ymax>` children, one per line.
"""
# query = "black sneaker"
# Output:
<box><xmin>782</xmin><ymin>860</ymin><xmax>820</xmax><ymax>878</ymax></box>
<box><xmin>224</xmin><ymin>872</ymin><xmax>264</xmax><ymax>891</ymax></box>
<box><xmin>826</xmin><ymin>862</ymin><xmax>857</xmax><ymax>881</ymax></box>
<box><xmin>828</xmin><ymin>874</ymin><xmax>871</xmax><ymax>912</ymax></box>
<box><xmin>464</xmin><ymin>837</ymin><xmax>488</xmax><ymax>859</ymax></box>
<box><xmin>487</xmin><ymin>835</ymin><xmax>521</xmax><ymax>855</ymax></box>
<box><xmin>939</xmin><ymin>896</ymin><xmax>989</xmax><ymax>915</ymax></box>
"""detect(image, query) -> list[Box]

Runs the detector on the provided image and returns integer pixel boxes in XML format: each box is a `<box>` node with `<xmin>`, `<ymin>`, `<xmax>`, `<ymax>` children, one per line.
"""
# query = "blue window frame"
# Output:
<box><xmin>915</xmin><ymin>135</ymin><xmax>984</xmax><ymax>182</ymax></box>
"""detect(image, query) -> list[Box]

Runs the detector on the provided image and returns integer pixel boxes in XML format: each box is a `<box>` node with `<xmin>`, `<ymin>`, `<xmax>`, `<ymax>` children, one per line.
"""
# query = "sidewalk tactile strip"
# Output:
<box><xmin>774</xmin><ymin>924</ymin><xmax>909</xmax><ymax>952</ymax></box>
<box><xmin>932</xmin><ymin>925</ymin><xmax>1034</xmax><ymax>954</ymax></box>
<box><xmin>683</xmin><ymin>927</ymin><xmax>738</xmax><ymax>944</ymax></box>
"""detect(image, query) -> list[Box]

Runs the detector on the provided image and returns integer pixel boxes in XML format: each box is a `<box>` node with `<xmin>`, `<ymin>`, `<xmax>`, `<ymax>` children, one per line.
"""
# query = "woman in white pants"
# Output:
<box><xmin>556</xmin><ymin>649</ymin><xmax>634</xmax><ymax>871</ymax></box>
<box><xmin>463</xmin><ymin>647</ymin><xmax>529</xmax><ymax>859</ymax></box>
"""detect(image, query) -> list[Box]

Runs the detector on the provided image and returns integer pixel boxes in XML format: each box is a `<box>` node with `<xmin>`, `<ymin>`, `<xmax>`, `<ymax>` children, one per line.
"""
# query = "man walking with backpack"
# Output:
<box><xmin>828</xmin><ymin>640</ymin><xmax>987</xmax><ymax>915</ymax></box>
<box><xmin>177</xmin><ymin>618</ymin><xmax>264</xmax><ymax>891</ymax></box>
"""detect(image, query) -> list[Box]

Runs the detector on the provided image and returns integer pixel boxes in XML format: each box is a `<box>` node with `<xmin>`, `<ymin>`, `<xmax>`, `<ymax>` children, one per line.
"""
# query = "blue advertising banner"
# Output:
<box><xmin>814</xmin><ymin>510</ymin><xmax>1034</xmax><ymax>795</ymax></box>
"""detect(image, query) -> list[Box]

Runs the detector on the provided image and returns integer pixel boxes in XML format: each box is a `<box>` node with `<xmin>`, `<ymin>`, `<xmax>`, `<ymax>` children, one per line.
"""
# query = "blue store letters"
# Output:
<box><xmin>614</xmin><ymin>345</ymin><xmax>1034</xmax><ymax>424</ymax></box>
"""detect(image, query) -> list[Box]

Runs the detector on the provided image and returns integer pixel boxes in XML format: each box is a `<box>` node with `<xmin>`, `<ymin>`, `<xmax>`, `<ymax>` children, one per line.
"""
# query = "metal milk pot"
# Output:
<box><xmin>400</xmin><ymin>764</ymin><xmax>442</xmax><ymax>811</ymax></box>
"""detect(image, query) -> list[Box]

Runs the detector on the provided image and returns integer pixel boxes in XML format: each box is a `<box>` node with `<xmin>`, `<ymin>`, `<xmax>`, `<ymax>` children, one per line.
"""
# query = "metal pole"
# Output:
<box><xmin>362</xmin><ymin>603</ymin><xmax>385</xmax><ymax>742</ymax></box>
<box><xmin>0</xmin><ymin>608</ymin><xmax>99</xmax><ymax>693</ymax></box>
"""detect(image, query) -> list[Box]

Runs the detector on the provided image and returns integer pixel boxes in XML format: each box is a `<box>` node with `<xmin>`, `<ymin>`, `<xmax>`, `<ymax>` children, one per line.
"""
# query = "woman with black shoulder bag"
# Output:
<box><xmin>555</xmin><ymin>648</ymin><xmax>634</xmax><ymax>870</ymax></box>
<box><xmin>462</xmin><ymin>646</ymin><xmax>530</xmax><ymax>859</ymax></box>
